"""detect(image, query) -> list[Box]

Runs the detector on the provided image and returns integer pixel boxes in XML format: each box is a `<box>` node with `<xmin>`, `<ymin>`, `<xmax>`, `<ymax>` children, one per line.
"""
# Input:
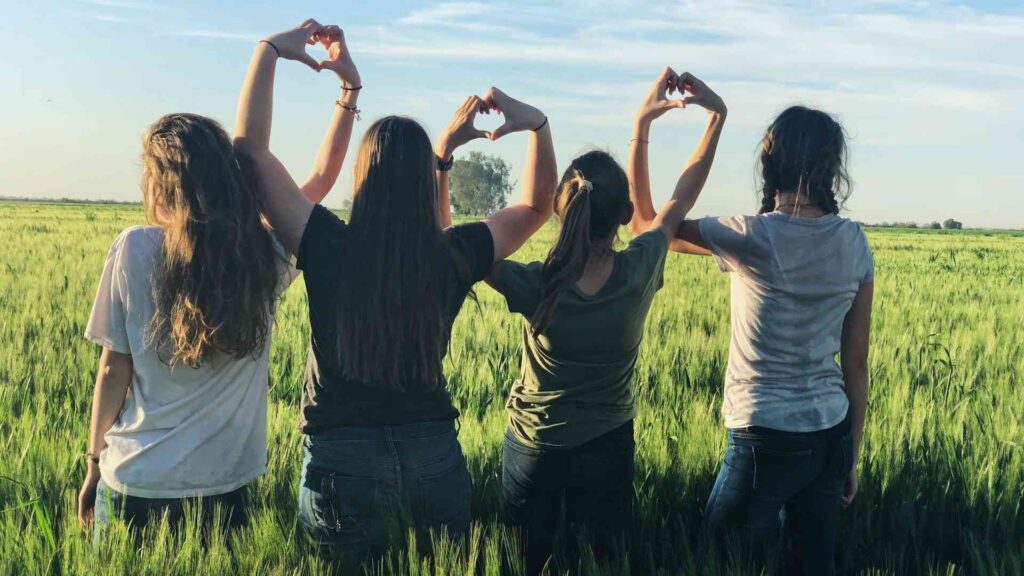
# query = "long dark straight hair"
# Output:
<box><xmin>143</xmin><ymin>113</ymin><xmax>280</xmax><ymax>368</ymax></box>
<box><xmin>757</xmin><ymin>105</ymin><xmax>851</xmax><ymax>214</ymax></box>
<box><xmin>335</xmin><ymin>116</ymin><xmax>453</xmax><ymax>390</ymax></box>
<box><xmin>531</xmin><ymin>151</ymin><xmax>630</xmax><ymax>335</ymax></box>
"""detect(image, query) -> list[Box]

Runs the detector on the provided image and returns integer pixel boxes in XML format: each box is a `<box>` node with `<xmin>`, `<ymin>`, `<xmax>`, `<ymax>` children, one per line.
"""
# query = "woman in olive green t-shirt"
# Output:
<box><xmin>487</xmin><ymin>67</ymin><xmax>727</xmax><ymax>574</ymax></box>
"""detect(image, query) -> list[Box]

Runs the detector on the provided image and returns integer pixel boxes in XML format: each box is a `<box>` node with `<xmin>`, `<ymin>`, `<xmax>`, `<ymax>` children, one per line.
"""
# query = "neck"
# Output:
<box><xmin>775</xmin><ymin>192</ymin><xmax>825</xmax><ymax>217</ymax></box>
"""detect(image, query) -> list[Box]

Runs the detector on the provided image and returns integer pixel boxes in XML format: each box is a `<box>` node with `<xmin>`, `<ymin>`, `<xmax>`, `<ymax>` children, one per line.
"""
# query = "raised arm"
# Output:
<box><xmin>436</xmin><ymin>96</ymin><xmax>491</xmax><ymax>228</ymax></box>
<box><xmin>233</xmin><ymin>20</ymin><xmax>328</xmax><ymax>255</ymax></box>
<box><xmin>299</xmin><ymin>26</ymin><xmax>362</xmax><ymax>204</ymax></box>
<box><xmin>628</xmin><ymin>69</ymin><xmax>726</xmax><ymax>253</ymax></box>
<box><xmin>77</xmin><ymin>348</ymin><xmax>132</xmax><ymax>530</ymax></box>
<box><xmin>481</xmin><ymin>88</ymin><xmax>557</xmax><ymax>262</ymax></box>
<box><xmin>840</xmin><ymin>281</ymin><xmax>873</xmax><ymax>506</ymax></box>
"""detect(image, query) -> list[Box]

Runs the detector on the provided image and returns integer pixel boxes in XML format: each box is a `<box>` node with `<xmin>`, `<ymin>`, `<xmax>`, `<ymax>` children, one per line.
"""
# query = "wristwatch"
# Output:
<box><xmin>436</xmin><ymin>154</ymin><xmax>454</xmax><ymax>173</ymax></box>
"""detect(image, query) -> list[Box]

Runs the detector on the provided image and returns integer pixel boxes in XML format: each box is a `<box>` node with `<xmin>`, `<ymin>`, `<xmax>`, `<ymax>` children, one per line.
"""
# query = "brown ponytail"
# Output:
<box><xmin>530</xmin><ymin>151</ymin><xmax>630</xmax><ymax>335</ymax></box>
<box><xmin>532</xmin><ymin>172</ymin><xmax>593</xmax><ymax>334</ymax></box>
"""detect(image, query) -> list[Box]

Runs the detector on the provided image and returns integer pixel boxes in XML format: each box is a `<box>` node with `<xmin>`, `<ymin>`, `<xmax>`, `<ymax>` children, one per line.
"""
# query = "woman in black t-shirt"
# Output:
<box><xmin>233</xmin><ymin>20</ymin><xmax>558</xmax><ymax>568</ymax></box>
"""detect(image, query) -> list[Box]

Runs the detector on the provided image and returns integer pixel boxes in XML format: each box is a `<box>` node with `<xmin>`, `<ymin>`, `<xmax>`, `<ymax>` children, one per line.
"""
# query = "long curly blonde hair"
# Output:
<box><xmin>141</xmin><ymin>113</ymin><xmax>280</xmax><ymax>368</ymax></box>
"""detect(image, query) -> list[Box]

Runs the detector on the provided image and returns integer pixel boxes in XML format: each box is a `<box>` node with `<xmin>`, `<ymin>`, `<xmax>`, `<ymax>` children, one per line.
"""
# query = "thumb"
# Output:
<box><xmin>489</xmin><ymin>121</ymin><xmax>512</xmax><ymax>141</ymax></box>
<box><xmin>665</xmin><ymin>100</ymin><xmax>686</xmax><ymax>110</ymax></box>
<box><xmin>682</xmin><ymin>96</ymin><xmax>699</xmax><ymax>107</ymax></box>
<box><xmin>299</xmin><ymin>53</ymin><xmax>321</xmax><ymax>72</ymax></box>
<box><xmin>473</xmin><ymin>129</ymin><xmax>489</xmax><ymax>140</ymax></box>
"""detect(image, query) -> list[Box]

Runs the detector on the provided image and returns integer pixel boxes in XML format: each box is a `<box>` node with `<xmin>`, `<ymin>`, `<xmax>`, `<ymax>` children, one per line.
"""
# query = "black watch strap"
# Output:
<box><xmin>436</xmin><ymin>154</ymin><xmax>454</xmax><ymax>173</ymax></box>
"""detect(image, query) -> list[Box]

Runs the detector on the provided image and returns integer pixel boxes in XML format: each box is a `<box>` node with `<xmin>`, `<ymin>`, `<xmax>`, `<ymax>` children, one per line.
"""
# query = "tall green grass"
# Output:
<box><xmin>1</xmin><ymin>201</ymin><xmax>1021</xmax><ymax>575</ymax></box>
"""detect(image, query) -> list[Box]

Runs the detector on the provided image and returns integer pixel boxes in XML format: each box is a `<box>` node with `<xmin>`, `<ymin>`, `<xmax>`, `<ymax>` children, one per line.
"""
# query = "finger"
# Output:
<box><xmin>471</xmin><ymin>96</ymin><xmax>489</xmax><ymax>114</ymax></box>
<box><xmin>473</xmin><ymin>129</ymin><xmax>489</xmax><ymax>140</ymax></box>
<box><xmin>299</xmin><ymin>53</ymin><xmax>321</xmax><ymax>72</ymax></box>
<box><xmin>682</xmin><ymin>96</ymin><xmax>698</xmax><ymax>107</ymax></box>
<box><xmin>490</xmin><ymin>121</ymin><xmax>512</xmax><ymax>141</ymax></box>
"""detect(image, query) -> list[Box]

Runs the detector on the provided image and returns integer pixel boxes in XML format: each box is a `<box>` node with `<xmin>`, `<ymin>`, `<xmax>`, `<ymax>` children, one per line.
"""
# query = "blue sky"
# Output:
<box><xmin>2</xmin><ymin>0</ymin><xmax>1023</xmax><ymax>227</ymax></box>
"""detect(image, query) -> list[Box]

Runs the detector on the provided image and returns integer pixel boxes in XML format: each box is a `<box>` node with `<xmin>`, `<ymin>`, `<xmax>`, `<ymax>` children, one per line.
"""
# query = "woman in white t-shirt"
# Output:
<box><xmin>629</xmin><ymin>99</ymin><xmax>873</xmax><ymax>574</ymax></box>
<box><xmin>76</xmin><ymin>31</ymin><xmax>359</xmax><ymax>540</ymax></box>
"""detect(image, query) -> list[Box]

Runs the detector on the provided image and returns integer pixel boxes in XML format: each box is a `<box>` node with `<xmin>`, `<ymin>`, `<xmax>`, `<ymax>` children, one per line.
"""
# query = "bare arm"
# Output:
<box><xmin>77</xmin><ymin>348</ymin><xmax>132</xmax><ymax>529</ymax></box>
<box><xmin>649</xmin><ymin>109</ymin><xmax>726</xmax><ymax>238</ymax></box>
<box><xmin>840</xmin><ymin>281</ymin><xmax>873</xmax><ymax>506</ymax></box>
<box><xmin>436</xmin><ymin>96</ymin><xmax>491</xmax><ymax>228</ymax></box>
<box><xmin>233</xmin><ymin>21</ymin><xmax>331</xmax><ymax>255</ymax></box>
<box><xmin>482</xmin><ymin>88</ymin><xmax>557</xmax><ymax>262</ymax></box>
<box><xmin>627</xmin><ymin>69</ymin><xmax>726</xmax><ymax>244</ymax></box>
<box><xmin>299</xmin><ymin>26</ymin><xmax>361</xmax><ymax>204</ymax></box>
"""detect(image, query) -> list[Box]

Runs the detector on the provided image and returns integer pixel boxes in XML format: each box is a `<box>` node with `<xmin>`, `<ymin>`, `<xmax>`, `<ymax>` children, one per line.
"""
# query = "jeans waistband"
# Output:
<box><xmin>307</xmin><ymin>418</ymin><xmax>456</xmax><ymax>442</ymax></box>
<box><xmin>729</xmin><ymin>412</ymin><xmax>851</xmax><ymax>442</ymax></box>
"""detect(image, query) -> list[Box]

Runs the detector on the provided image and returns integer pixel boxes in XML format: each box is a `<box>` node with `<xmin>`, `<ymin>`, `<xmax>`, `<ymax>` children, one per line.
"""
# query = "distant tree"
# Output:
<box><xmin>449</xmin><ymin>151</ymin><xmax>513</xmax><ymax>216</ymax></box>
<box><xmin>942</xmin><ymin>218</ymin><xmax>963</xmax><ymax>230</ymax></box>
<box><xmin>340</xmin><ymin>198</ymin><xmax>353</xmax><ymax>212</ymax></box>
<box><xmin>927</xmin><ymin>221</ymin><xmax>942</xmax><ymax>229</ymax></box>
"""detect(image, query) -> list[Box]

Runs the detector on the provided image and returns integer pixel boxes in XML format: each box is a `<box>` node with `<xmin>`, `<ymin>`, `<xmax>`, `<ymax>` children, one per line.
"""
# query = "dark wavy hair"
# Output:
<box><xmin>335</xmin><ymin>116</ymin><xmax>470</xmax><ymax>390</ymax></box>
<box><xmin>757</xmin><ymin>106</ymin><xmax>851</xmax><ymax>214</ymax></box>
<box><xmin>531</xmin><ymin>150</ymin><xmax>630</xmax><ymax>335</ymax></box>
<box><xmin>142</xmin><ymin>113</ymin><xmax>280</xmax><ymax>368</ymax></box>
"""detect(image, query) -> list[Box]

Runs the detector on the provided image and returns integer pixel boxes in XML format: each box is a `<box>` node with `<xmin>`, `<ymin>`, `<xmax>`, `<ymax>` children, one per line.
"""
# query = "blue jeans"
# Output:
<box><xmin>502</xmin><ymin>420</ymin><xmax>635</xmax><ymax>575</ymax></box>
<box><xmin>705</xmin><ymin>415</ymin><xmax>853</xmax><ymax>576</ymax></box>
<box><xmin>297</xmin><ymin>419</ymin><xmax>471</xmax><ymax>570</ymax></box>
<box><xmin>93</xmin><ymin>478</ymin><xmax>249</xmax><ymax>545</ymax></box>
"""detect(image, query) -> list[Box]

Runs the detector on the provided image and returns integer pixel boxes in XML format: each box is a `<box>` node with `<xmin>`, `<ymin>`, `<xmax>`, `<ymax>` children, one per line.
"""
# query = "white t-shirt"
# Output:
<box><xmin>699</xmin><ymin>212</ymin><xmax>874</xmax><ymax>433</ymax></box>
<box><xmin>85</xmin><ymin>226</ymin><xmax>297</xmax><ymax>498</ymax></box>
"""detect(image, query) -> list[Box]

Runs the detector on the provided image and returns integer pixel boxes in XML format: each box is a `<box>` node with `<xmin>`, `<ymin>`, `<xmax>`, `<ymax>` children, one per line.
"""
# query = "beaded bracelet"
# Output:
<box><xmin>335</xmin><ymin>100</ymin><xmax>362</xmax><ymax>120</ymax></box>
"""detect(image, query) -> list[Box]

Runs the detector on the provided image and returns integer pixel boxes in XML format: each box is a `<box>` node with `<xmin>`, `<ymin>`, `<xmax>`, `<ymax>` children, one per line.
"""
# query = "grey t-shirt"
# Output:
<box><xmin>85</xmin><ymin>226</ymin><xmax>297</xmax><ymax>498</ymax></box>
<box><xmin>699</xmin><ymin>212</ymin><xmax>874</xmax><ymax>432</ymax></box>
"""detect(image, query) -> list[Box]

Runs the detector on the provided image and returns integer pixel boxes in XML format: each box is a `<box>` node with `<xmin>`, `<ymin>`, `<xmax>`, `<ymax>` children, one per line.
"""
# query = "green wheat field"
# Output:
<box><xmin>1</xmin><ymin>200</ymin><xmax>1022</xmax><ymax>575</ymax></box>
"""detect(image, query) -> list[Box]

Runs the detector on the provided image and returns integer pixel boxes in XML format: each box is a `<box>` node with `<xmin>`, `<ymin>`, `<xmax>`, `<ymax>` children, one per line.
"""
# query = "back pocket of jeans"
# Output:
<box><xmin>415</xmin><ymin>456</ymin><xmax>471</xmax><ymax>534</ymax></box>
<box><xmin>307</xmin><ymin>466</ymin><xmax>379</xmax><ymax>537</ymax></box>
<box><xmin>748</xmin><ymin>445</ymin><xmax>814</xmax><ymax>497</ymax></box>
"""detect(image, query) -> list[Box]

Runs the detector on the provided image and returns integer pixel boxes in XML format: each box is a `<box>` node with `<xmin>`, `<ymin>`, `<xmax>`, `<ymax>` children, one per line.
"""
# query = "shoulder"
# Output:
<box><xmin>444</xmin><ymin>221</ymin><xmax>495</xmax><ymax>281</ymax></box>
<box><xmin>444</xmin><ymin>221</ymin><xmax>493</xmax><ymax>247</ymax></box>
<box><xmin>306</xmin><ymin>204</ymin><xmax>348</xmax><ymax>237</ymax></box>
<box><xmin>297</xmin><ymin>205</ymin><xmax>347</xmax><ymax>271</ymax></box>
<box><xmin>110</xmin><ymin>225</ymin><xmax>162</xmax><ymax>262</ymax></box>
<box><xmin>698</xmin><ymin>214</ymin><xmax>762</xmax><ymax>237</ymax></box>
<box><xmin>622</xmin><ymin>229</ymin><xmax>669</xmax><ymax>263</ymax></box>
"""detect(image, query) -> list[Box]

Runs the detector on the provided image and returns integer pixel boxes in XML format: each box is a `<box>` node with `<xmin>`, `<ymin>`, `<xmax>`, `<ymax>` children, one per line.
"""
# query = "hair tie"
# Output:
<box><xmin>577</xmin><ymin>178</ymin><xmax>593</xmax><ymax>193</ymax></box>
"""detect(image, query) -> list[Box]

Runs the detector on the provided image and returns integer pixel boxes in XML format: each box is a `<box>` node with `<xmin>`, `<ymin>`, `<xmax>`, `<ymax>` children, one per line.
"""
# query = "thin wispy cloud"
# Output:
<box><xmin>173</xmin><ymin>30</ymin><xmax>262</xmax><ymax>42</ymax></box>
<box><xmin>80</xmin><ymin>0</ymin><xmax>162</xmax><ymax>10</ymax></box>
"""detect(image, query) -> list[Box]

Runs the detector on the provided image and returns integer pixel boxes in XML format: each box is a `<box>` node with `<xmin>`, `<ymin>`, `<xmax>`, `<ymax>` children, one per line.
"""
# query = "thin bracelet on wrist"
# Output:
<box><xmin>86</xmin><ymin>452</ymin><xmax>100</xmax><ymax>465</ymax></box>
<box><xmin>341</xmin><ymin>84</ymin><xmax>362</xmax><ymax>92</ymax></box>
<box><xmin>335</xmin><ymin>100</ymin><xmax>361</xmax><ymax>120</ymax></box>
<box><xmin>630</xmin><ymin>137</ymin><xmax>650</xmax><ymax>144</ymax></box>
<box><xmin>532</xmin><ymin>116</ymin><xmax>549</xmax><ymax>132</ymax></box>
<box><xmin>258</xmin><ymin>39</ymin><xmax>280</xmax><ymax>58</ymax></box>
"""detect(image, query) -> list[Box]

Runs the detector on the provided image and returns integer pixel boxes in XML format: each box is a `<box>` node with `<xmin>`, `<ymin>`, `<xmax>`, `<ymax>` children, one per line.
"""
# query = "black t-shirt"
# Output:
<box><xmin>295</xmin><ymin>205</ymin><xmax>494</xmax><ymax>432</ymax></box>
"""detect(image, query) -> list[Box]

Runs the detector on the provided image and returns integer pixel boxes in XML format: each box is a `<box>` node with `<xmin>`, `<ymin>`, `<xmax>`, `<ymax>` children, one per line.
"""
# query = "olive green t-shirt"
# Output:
<box><xmin>493</xmin><ymin>230</ymin><xmax>669</xmax><ymax>449</ymax></box>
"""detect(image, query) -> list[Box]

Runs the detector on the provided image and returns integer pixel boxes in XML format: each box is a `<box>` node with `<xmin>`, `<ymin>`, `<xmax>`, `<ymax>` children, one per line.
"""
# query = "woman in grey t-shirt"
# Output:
<box><xmin>629</xmin><ymin>104</ymin><xmax>873</xmax><ymax>575</ymax></box>
<box><xmin>76</xmin><ymin>35</ymin><xmax>357</xmax><ymax>541</ymax></box>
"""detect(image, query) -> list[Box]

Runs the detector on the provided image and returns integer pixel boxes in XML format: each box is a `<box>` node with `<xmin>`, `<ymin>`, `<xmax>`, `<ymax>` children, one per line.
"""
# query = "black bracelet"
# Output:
<box><xmin>342</xmin><ymin>85</ymin><xmax>363</xmax><ymax>92</ymax></box>
<box><xmin>436</xmin><ymin>154</ymin><xmax>455</xmax><ymax>173</ymax></box>
<box><xmin>86</xmin><ymin>452</ymin><xmax>100</xmax><ymax>465</ymax></box>
<box><xmin>532</xmin><ymin>116</ymin><xmax>549</xmax><ymax>132</ymax></box>
<box><xmin>259</xmin><ymin>39</ymin><xmax>281</xmax><ymax>58</ymax></box>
